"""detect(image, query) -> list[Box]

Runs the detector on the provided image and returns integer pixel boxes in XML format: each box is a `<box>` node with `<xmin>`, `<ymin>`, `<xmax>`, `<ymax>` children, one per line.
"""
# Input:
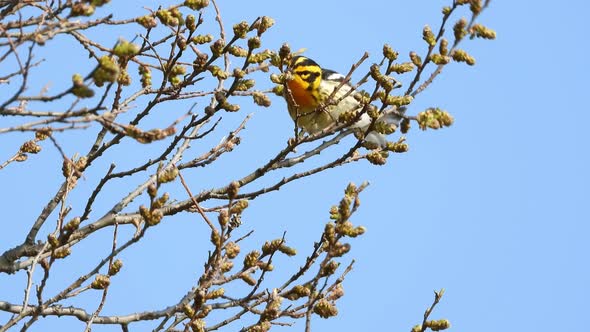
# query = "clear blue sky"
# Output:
<box><xmin>1</xmin><ymin>1</ymin><xmax>588</xmax><ymax>331</ymax></box>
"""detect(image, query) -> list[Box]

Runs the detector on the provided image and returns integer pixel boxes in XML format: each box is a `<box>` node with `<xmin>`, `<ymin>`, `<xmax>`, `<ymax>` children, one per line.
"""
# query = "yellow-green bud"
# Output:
<box><xmin>451</xmin><ymin>49</ymin><xmax>475</xmax><ymax>65</ymax></box>
<box><xmin>210</xmin><ymin>39</ymin><xmax>225</xmax><ymax>57</ymax></box>
<box><xmin>409</xmin><ymin>51</ymin><xmax>422</xmax><ymax>67</ymax></box>
<box><xmin>233</xmin><ymin>21</ymin><xmax>250</xmax><ymax>39</ymax></box>
<box><xmin>91</xmin><ymin>274</ymin><xmax>110</xmax><ymax>289</ymax></box>
<box><xmin>422</xmin><ymin>25</ymin><xmax>436</xmax><ymax>46</ymax></box>
<box><xmin>247</xmin><ymin>36</ymin><xmax>261</xmax><ymax>49</ymax></box>
<box><xmin>158</xmin><ymin>167</ymin><xmax>178</xmax><ymax>183</ymax></box>
<box><xmin>313</xmin><ymin>299</ymin><xmax>338</xmax><ymax>318</ymax></box>
<box><xmin>389</xmin><ymin>62</ymin><xmax>414</xmax><ymax>74</ymax></box>
<box><xmin>225</xmin><ymin>241</ymin><xmax>240</xmax><ymax>259</ymax></box>
<box><xmin>108</xmin><ymin>259</ymin><xmax>123</xmax><ymax>276</ymax></box>
<box><xmin>366</xmin><ymin>151</ymin><xmax>388</xmax><ymax>165</ymax></box>
<box><xmin>185</xmin><ymin>14</ymin><xmax>196</xmax><ymax>31</ymax></box>
<box><xmin>257</xmin><ymin>16</ymin><xmax>275</xmax><ymax>34</ymax></box>
<box><xmin>64</xmin><ymin>217</ymin><xmax>81</xmax><ymax>232</ymax></box>
<box><xmin>279</xmin><ymin>43</ymin><xmax>291</xmax><ymax>59</ymax></box>
<box><xmin>470</xmin><ymin>24</ymin><xmax>497</xmax><ymax>39</ymax></box>
<box><xmin>383</xmin><ymin>44</ymin><xmax>398</xmax><ymax>61</ymax></box>
<box><xmin>70</xmin><ymin>3</ymin><xmax>95</xmax><ymax>17</ymax></box>
<box><xmin>430</xmin><ymin>53</ymin><xmax>451</xmax><ymax>65</ymax></box>
<box><xmin>439</xmin><ymin>38</ymin><xmax>449</xmax><ymax>56</ymax></box>
<box><xmin>137</xmin><ymin>15</ymin><xmax>158</xmax><ymax>29</ymax></box>
<box><xmin>426</xmin><ymin>319</ymin><xmax>452</xmax><ymax>331</ymax></box>
<box><xmin>454</xmin><ymin>18</ymin><xmax>468</xmax><ymax>41</ymax></box>
<box><xmin>253</xmin><ymin>92</ymin><xmax>271</xmax><ymax>107</ymax></box>
<box><xmin>185</xmin><ymin>0</ymin><xmax>209</xmax><ymax>10</ymax></box>
<box><xmin>272</xmin><ymin>85</ymin><xmax>284</xmax><ymax>96</ymax></box>
<box><xmin>229</xmin><ymin>199</ymin><xmax>249</xmax><ymax>214</ymax></box>
<box><xmin>113</xmin><ymin>40</ymin><xmax>139</xmax><ymax>58</ymax></box>
<box><xmin>191</xmin><ymin>34</ymin><xmax>214</xmax><ymax>44</ymax></box>
<box><xmin>228</xmin><ymin>45</ymin><xmax>248</xmax><ymax>57</ymax></box>
<box><xmin>320</xmin><ymin>260</ymin><xmax>340</xmax><ymax>277</ymax></box>
<box><xmin>284</xmin><ymin>285</ymin><xmax>311</xmax><ymax>300</ymax></box>
<box><xmin>20</xmin><ymin>140</ymin><xmax>41</xmax><ymax>154</ymax></box>
<box><xmin>206</xmin><ymin>288</ymin><xmax>225</xmax><ymax>299</ymax></box>
<box><xmin>243</xmin><ymin>250</ymin><xmax>260</xmax><ymax>268</ymax></box>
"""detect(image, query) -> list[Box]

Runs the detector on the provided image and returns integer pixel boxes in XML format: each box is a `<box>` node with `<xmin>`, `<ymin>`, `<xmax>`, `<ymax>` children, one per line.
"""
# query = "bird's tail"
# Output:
<box><xmin>358</xmin><ymin>107</ymin><xmax>405</xmax><ymax>147</ymax></box>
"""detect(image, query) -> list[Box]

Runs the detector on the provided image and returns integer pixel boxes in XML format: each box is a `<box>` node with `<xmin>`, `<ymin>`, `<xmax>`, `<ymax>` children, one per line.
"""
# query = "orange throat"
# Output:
<box><xmin>286</xmin><ymin>79</ymin><xmax>317</xmax><ymax>108</ymax></box>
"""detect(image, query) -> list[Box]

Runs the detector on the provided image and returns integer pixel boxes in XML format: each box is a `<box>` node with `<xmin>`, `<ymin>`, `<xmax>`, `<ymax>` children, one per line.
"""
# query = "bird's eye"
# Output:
<box><xmin>297</xmin><ymin>70</ymin><xmax>311</xmax><ymax>79</ymax></box>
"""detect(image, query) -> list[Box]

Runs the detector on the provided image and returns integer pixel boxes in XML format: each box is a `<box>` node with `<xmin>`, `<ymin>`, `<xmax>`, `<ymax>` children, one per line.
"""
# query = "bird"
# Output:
<box><xmin>283</xmin><ymin>55</ymin><xmax>400</xmax><ymax>147</ymax></box>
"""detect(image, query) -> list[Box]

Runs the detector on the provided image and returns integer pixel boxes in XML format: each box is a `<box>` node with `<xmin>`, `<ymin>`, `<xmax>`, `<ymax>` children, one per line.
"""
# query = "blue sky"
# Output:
<box><xmin>1</xmin><ymin>1</ymin><xmax>588</xmax><ymax>331</ymax></box>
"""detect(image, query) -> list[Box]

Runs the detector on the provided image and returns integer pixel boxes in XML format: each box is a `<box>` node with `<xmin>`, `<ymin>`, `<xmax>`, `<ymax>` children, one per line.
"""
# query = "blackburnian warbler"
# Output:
<box><xmin>284</xmin><ymin>55</ymin><xmax>400</xmax><ymax>147</ymax></box>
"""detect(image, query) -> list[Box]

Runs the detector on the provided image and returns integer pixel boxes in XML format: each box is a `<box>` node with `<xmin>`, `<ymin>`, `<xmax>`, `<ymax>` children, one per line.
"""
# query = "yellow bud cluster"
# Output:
<box><xmin>52</xmin><ymin>246</ymin><xmax>71</xmax><ymax>259</ymax></box>
<box><xmin>389</xmin><ymin>62</ymin><xmax>414</xmax><ymax>74</ymax></box>
<box><xmin>470</xmin><ymin>24</ymin><xmax>497</xmax><ymax>39</ymax></box>
<box><xmin>430</xmin><ymin>54</ymin><xmax>451</xmax><ymax>65</ymax></box>
<box><xmin>241</xmin><ymin>273</ymin><xmax>257</xmax><ymax>286</ymax></box>
<box><xmin>210</xmin><ymin>39</ymin><xmax>225</xmax><ymax>57</ymax></box>
<box><xmin>117</xmin><ymin>69</ymin><xmax>131</xmax><ymax>86</ymax></box>
<box><xmin>108</xmin><ymin>259</ymin><xmax>123</xmax><ymax>276</ymax></box>
<box><xmin>439</xmin><ymin>38</ymin><xmax>449</xmax><ymax>56</ymax></box>
<box><xmin>451</xmin><ymin>49</ymin><xmax>476</xmax><ymax>65</ymax></box>
<box><xmin>320</xmin><ymin>260</ymin><xmax>340</xmax><ymax>277</ymax></box>
<box><xmin>233</xmin><ymin>21</ymin><xmax>250</xmax><ymax>39</ymax></box>
<box><xmin>423</xmin><ymin>25</ymin><xmax>436</xmax><ymax>46</ymax></box>
<box><xmin>64</xmin><ymin>217</ymin><xmax>81</xmax><ymax>232</ymax></box>
<box><xmin>260</xmin><ymin>294</ymin><xmax>282</xmax><ymax>321</ymax></box>
<box><xmin>91</xmin><ymin>274</ymin><xmax>111</xmax><ymax>289</ymax></box>
<box><xmin>279</xmin><ymin>43</ymin><xmax>291</xmax><ymax>60</ymax></box>
<box><xmin>35</xmin><ymin>128</ymin><xmax>52</xmax><ymax>141</ymax></box>
<box><xmin>139</xmin><ymin>205</ymin><xmax>163</xmax><ymax>226</ymax></box>
<box><xmin>225</xmin><ymin>241</ymin><xmax>240</xmax><ymax>259</ymax></box>
<box><xmin>93</xmin><ymin>56</ymin><xmax>120</xmax><ymax>87</ymax></box>
<box><xmin>185</xmin><ymin>14</ymin><xmax>196</xmax><ymax>31</ymax></box>
<box><xmin>410</xmin><ymin>51</ymin><xmax>422</xmax><ymax>67</ymax></box>
<box><xmin>113</xmin><ymin>40</ymin><xmax>139</xmax><ymax>58</ymax></box>
<box><xmin>156</xmin><ymin>9</ymin><xmax>179</xmax><ymax>27</ymax></box>
<box><xmin>271</xmin><ymin>85</ymin><xmax>284</xmax><ymax>96</ymax></box>
<box><xmin>139</xmin><ymin>65</ymin><xmax>151</xmax><ymax>88</ymax></box>
<box><xmin>158</xmin><ymin>167</ymin><xmax>178</xmax><ymax>184</ymax></box>
<box><xmin>137</xmin><ymin>15</ymin><xmax>157</xmax><ymax>29</ymax></box>
<box><xmin>72</xmin><ymin>73</ymin><xmax>95</xmax><ymax>98</ymax></box>
<box><xmin>208</xmin><ymin>65</ymin><xmax>229</xmax><ymax>79</ymax></box>
<box><xmin>417</xmin><ymin>108</ymin><xmax>454</xmax><ymax>130</ymax></box>
<box><xmin>248</xmin><ymin>36</ymin><xmax>261</xmax><ymax>49</ymax></box>
<box><xmin>328</xmin><ymin>242</ymin><xmax>351</xmax><ymax>257</ymax></box>
<box><xmin>454</xmin><ymin>18</ymin><xmax>468</xmax><ymax>41</ymax></box>
<box><xmin>189</xmin><ymin>319</ymin><xmax>206</xmax><ymax>332</ymax></box>
<box><xmin>382</xmin><ymin>95</ymin><xmax>413</xmax><ymax>107</ymax></box>
<box><xmin>366</xmin><ymin>151</ymin><xmax>388</xmax><ymax>165</ymax></box>
<box><xmin>425</xmin><ymin>319</ymin><xmax>451</xmax><ymax>331</ymax></box>
<box><xmin>313</xmin><ymin>299</ymin><xmax>338</xmax><ymax>318</ymax></box>
<box><xmin>246</xmin><ymin>321</ymin><xmax>271</xmax><ymax>332</ymax></box>
<box><xmin>327</xmin><ymin>283</ymin><xmax>345</xmax><ymax>301</ymax></box>
<box><xmin>243</xmin><ymin>250</ymin><xmax>260</xmax><ymax>268</ymax></box>
<box><xmin>205</xmin><ymin>288</ymin><xmax>225</xmax><ymax>300</ymax></box>
<box><xmin>257</xmin><ymin>16</ymin><xmax>275</xmax><ymax>35</ymax></box>
<box><xmin>228</xmin><ymin>45</ymin><xmax>248</xmax><ymax>57</ymax></box>
<box><xmin>185</xmin><ymin>0</ymin><xmax>209</xmax><ymax>10</ymax></box>
<box><xmin>386</xmin><ymin>139</ymin><xmax>409</xmax><ymax>153</ymax></box>
<box><xmin>253</xmin><ymin>92</ymin><xmax>271</xmax><ymax>107</ymax></box>
<box><xmin>469</xmin><ymin>0</ymin><xmax>482</xmax><ymax>14</ymax></box>
<box><xmin>192</xmin><ymin>34</ymin><xmax>213</xmax><ymax>44</ymax></box>
<box><xmin>284</xmin><ymin>285</ymin><xmax>311</xmax><ymax>300</ymax></box>
<box><xmin>70</xmin><ymin>2</ymin><xmax>95</xmax><ymax>17</ymax></box>
<box><xmin>229</xmin><ymin>199</ymin><xmax>249</xmax><ymax>214</ymax></box>
<box><xmin>20</xmin><ymin>140</ymin><xmax>41</xmax><ymax>154</ymax></box>
<box><xmin>383</xmin><ymin>44</ymin><xmax>398</xmax><ymax>61</ymax></box>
